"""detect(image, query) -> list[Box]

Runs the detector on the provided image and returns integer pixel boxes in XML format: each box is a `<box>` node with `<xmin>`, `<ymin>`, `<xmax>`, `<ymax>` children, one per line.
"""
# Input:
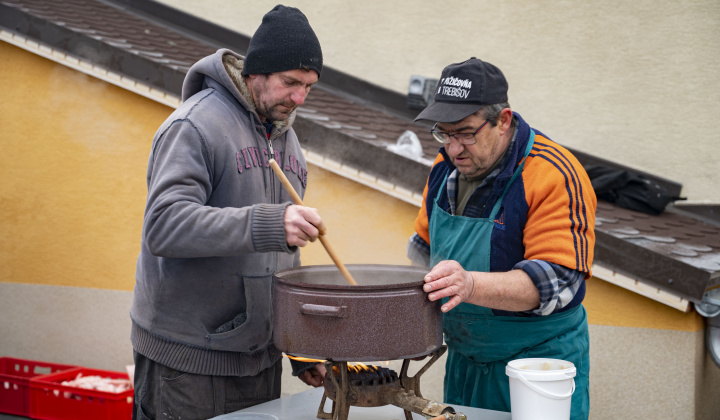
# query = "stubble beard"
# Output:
<box><xmin>251</xmin><ymin>79</ymin><xmax>295</xmax><ymax>123</ymax></box>
<box><xmin>256</xmin><ymin>100</ymin><xmax>295</xmax><ymax>123</ymax></box>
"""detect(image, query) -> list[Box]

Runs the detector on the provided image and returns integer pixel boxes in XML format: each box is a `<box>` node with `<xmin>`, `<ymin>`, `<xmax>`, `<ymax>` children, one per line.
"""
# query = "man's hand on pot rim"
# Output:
<box><xmin>423</xmin><ymin>260</ymin><xmax>475</xmax><ymax>313</ymax></box>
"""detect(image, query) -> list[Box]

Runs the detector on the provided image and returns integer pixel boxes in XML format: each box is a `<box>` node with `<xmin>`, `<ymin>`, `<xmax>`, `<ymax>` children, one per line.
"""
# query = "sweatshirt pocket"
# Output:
<box><xmin>207</xmin><ymin>275</ymin><xmax>273</xmax><ymax>352</ymax></box>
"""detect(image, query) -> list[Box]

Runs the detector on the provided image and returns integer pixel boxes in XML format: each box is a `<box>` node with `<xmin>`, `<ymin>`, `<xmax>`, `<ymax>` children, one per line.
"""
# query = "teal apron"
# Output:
<box><xmin>429</xmin><ymin>131</ymin><xmax>589</xmax><ymax>419</ymax></box>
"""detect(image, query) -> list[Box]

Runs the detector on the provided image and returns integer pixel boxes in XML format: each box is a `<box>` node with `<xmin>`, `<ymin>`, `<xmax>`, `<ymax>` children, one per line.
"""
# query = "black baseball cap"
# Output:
<box><xmin>414</xmin><ymin>57</ymin><xmax>508</xmax><ymax>123</ymax></box>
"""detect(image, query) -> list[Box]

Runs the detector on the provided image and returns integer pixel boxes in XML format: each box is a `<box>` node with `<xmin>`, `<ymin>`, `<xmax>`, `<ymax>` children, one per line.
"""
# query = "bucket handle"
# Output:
<box><xmin>515</xmin><ymin>374</ymin><xmax>575</xmax><ymax>400</ymax></box>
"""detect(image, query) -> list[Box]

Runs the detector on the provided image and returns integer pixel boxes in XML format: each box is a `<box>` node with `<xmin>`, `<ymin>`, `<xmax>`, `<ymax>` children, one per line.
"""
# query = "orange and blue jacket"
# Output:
<box><xmin>410</xmin><ymin>112</ymin><xmax>596</xmax><ymax>316</ymax></box>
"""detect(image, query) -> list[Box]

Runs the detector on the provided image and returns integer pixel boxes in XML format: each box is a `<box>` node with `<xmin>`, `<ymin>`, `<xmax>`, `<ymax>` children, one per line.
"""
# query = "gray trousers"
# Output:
<box><xmin>132</xmin><ymin>351</ymin><xmax>282</xmax><ymax>420</ymax></box>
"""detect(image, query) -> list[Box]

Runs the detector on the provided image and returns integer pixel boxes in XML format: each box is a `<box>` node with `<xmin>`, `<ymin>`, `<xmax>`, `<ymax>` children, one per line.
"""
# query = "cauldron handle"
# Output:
<box><xmin>300</xmin><ymin>303</ymin><xmax>348</xmax><ymax>318</ymax></box>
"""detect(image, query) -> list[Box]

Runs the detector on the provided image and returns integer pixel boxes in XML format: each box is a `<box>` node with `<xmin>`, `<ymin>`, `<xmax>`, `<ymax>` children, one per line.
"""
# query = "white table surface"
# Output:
<box><xmin>210</xmin><ymin>387</ymin><xmax>512</xmax><ymax>420</ymax></box>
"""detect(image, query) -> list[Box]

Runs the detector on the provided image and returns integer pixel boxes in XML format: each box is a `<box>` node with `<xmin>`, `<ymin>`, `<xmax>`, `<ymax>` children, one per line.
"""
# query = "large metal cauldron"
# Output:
<box><xmin>273</xmin><ymin>264</ymin><xmax>443</xmax><ymax>361</ymax></box>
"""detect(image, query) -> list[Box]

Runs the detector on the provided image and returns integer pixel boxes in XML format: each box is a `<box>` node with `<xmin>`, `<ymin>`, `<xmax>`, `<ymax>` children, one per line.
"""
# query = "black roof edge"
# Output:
<box><xmin>595</xmin><ymin>230</ymin><xmax>717</xmax><ymax>303</ymax></box>
<box><xmin>293</xmin><ymin>117</ymin><xmax>430</xmax><ymax>194</ymax></box>
<box><xmin>106</xmin><ymin>0</ymin><xmax>420</xmax><ymax>122</ymax></box>
<box><xmin>102</xmin><ymin>0</ymin><xmax>246</xmax><ymax>53</ymax></box>
<box><xmin>667</xmin><ymin>203</ymin><xmax>720</xmax><ymax>227</ymax></box>
<box><xmin>0</xmin><ymin>2</ymin><xmax>186</xmax><ymax>95</ymax></box>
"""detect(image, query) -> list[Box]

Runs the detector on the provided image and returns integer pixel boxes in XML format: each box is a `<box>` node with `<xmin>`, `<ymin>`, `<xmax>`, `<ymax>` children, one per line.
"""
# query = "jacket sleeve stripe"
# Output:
<box><xmin>529</xmin><ymin>141</ymin><xmax>591</xmax><ymax>273</ymax></box>
<box><xmin>534</xmin><ymin>140</ymin><xmax>592</xmax><ymax>272</ymax></box>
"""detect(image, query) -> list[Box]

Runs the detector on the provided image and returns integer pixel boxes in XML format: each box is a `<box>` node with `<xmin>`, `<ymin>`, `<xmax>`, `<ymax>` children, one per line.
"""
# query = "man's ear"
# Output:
<box><xmin>498</xmin><ymin>108</ymin><xmax>513</xmax><ymax>133</ymax></box>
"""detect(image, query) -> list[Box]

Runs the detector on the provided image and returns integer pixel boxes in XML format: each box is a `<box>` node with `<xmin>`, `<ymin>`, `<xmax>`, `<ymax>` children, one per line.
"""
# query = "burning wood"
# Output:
<box><xmin>344</xmin><ymin>362</ymin><xmax>371</xmax><ymax>373</ymax></box>
<box><xmin>285</xmin><ymin>354</ymin><xmax>324</xmax><ymax>363</ymax></box>
<box><xmin>333</xmin><ymin>362</ymin><xmax>377</xmax><ymax>374</ymax></box>
<box><xmin>285</xmin><ymin>354</ymin><xmax>385</xmax><ymax>375</ymax></box>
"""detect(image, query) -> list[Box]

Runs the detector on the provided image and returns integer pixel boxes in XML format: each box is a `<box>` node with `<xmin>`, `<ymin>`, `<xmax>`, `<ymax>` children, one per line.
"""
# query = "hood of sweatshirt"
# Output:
<box><xmin>181</xmin><ymin>48</ymin><xmax>294</xmax><ymax>135</ymax></box>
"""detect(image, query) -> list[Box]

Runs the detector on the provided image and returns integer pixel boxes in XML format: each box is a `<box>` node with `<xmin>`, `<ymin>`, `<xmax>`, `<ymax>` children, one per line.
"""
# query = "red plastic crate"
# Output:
<box><xmin>0</xmin><ymin>357</ymin><xmax>76</xmax><ymax>417</ymax></box>
<box><xmin>29</xmin><ymin>367</ymin><xmax>133</xmax><ymax>420</ymax></box>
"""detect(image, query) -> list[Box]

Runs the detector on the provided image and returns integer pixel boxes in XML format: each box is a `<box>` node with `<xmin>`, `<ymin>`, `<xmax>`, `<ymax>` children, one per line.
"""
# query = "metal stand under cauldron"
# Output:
<box><xmin>317</xmin><ymin>346</ymin><xmax>466</xmax><ymax>420</ymax></box>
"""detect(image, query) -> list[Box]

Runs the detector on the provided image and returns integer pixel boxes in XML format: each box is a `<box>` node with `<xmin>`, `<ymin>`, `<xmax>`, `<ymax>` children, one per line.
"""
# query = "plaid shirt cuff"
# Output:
<box><xmin>406</xmin><ymin>234</ymin><xmax>431</xmax><ymax>268</ymax></box>
<box><xmin>514</xmin><ymin>259</ymin><xmax>584</xmax><ymax>316</ymax></box>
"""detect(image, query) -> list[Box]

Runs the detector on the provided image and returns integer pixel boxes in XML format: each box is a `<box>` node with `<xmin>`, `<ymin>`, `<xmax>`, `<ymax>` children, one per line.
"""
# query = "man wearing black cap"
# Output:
<box><xmin>130</xmin><ymin>5</ymin><xmax>326</xmax><ymax>419</ymax></box>
<box><xmin>408</xmin><ymin>58</ymin><xmax>597</xmax><ymax>419</ymax></box>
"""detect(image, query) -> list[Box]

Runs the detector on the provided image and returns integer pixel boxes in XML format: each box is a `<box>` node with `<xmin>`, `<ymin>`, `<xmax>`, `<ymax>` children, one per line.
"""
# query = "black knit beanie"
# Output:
<box><xmin>242</xmin><ymin>5</ymin><xmax>323</xmax><ymax>77</ymax></box>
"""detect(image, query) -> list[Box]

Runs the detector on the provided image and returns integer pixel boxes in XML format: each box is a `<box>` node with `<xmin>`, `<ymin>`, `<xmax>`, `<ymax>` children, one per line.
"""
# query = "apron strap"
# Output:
<box><xmin>488</xmin><ymin>130</ymin><xmax>535</xmax><ymax>219</ymax></box>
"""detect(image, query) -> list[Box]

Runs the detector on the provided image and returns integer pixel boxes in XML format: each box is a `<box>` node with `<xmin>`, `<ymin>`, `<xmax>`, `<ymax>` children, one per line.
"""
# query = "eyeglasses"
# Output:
<box><xmin>430</xmin><ymin>120</ymin><xmax>490</xmax><ymax>145</ymax></box>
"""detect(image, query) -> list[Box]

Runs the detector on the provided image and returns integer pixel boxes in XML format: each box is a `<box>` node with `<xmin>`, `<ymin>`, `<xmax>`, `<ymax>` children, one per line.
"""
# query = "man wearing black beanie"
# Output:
<box><xmin>131</xmin><ymin>5</ymin><xmax>326</xmax><ymax>420</ymax></box>
<box><xmin>242</xmin><ymin>4</ymin><xmax>323</xmax><ymax>77</ymax></box>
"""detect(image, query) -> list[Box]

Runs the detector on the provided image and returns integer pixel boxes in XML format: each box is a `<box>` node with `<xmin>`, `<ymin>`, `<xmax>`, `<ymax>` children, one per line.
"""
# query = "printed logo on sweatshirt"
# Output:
<box><xmin>236</xmin><ymin>148</ymin><xmax>307</xmax><ymax>188</ymax></box>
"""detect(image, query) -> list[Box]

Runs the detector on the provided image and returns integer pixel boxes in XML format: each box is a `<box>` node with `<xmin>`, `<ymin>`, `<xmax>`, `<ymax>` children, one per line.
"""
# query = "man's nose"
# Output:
<box><xmin>291</xmin><ymin>87</ymin><xmax>309</xmax><ymax>106</ymax></box>
<box><xmin>445</xmin><ymin>136</ymin><xmax>465</xmax><ymax>154</ymax></box>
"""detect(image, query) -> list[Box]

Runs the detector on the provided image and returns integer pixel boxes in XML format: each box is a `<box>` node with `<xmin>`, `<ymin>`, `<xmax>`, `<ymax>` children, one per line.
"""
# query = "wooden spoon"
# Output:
<box><xmin>268</xmin><ymin>159</ymin><xmax>358</xmax><ymax>286</ymax></box>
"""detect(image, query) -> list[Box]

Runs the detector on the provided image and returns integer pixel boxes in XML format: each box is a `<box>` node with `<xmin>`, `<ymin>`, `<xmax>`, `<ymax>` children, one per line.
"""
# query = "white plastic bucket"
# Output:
<box><xmin>505</xmin><ymin>358</ymin><xmax>576</xmax><ymax>420</ymax></box>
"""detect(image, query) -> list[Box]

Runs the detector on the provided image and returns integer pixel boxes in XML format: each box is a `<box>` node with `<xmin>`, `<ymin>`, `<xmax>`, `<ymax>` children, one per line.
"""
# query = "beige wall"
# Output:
<box><xmin>2</xmin><ymin>39</ymin><xmax>719</xmax><ymax>418</ymax></box>
<box><xmin>157</xmin><ymin>0</ymin><xmax>720</xmax><ymax>203</ymax></box>
<box><xmin>296</xmin><ymin>165</ymin><xmax>419</xmax><ymax>266</ymax></box>
<box><xmin>0</xmin><ymin>42</ymin><xmax>161</xmax><ymax>291</ymax></box>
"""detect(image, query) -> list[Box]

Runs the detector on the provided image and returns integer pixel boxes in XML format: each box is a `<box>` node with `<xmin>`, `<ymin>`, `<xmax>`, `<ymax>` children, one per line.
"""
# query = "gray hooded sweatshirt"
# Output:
<box><xmin>131</xmin><ymin>49</ymin><xmax>308</xmax><ymax>376</ymax></box>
